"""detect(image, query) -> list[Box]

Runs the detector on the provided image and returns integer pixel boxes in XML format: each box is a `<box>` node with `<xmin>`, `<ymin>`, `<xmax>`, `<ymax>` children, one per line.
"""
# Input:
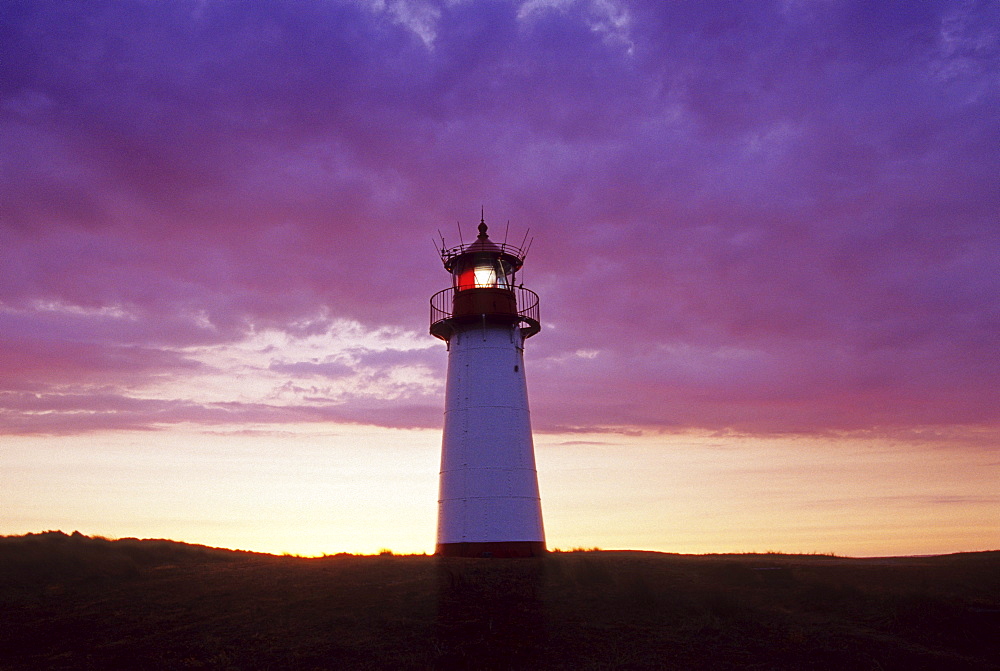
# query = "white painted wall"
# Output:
<box><xmin>437</xmin><ymin>322</ymin><xmax>545</xmax><ymax>544</ymax></box>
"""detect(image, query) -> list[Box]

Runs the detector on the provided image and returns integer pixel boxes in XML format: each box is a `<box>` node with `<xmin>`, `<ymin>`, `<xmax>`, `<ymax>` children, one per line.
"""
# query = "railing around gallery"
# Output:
<box><xmin>430</xmin><ymin>286</ymin><xmax>540</xmax><ymax>339</ymax></box>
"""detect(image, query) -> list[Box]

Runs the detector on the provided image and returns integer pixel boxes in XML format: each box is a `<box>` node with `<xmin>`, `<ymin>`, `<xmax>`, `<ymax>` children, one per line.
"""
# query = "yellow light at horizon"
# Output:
<box><xmin>2</xmin><ymin>424</ymin><xmax>997</xmax><ymax>557</ymax></box>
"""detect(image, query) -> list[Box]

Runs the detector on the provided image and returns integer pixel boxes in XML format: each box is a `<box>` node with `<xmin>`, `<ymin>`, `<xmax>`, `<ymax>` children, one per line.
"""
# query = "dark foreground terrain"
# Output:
<box><xmin>1</xmin><ymin>532</ymin><xmax>998</xmax><ymax>670</ymax></box>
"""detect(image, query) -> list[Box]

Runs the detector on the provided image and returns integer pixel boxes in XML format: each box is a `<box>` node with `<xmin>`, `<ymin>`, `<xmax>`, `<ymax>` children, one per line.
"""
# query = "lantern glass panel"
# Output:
<box><xmin>454</xmin><ymin>255</ymin><xmax>512</xmax><ymax>291</ymax></box>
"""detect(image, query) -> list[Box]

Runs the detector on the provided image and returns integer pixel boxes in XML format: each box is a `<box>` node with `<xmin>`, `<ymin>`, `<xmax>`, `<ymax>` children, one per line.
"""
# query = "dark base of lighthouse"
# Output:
<box><xmin>436</xmin><ymin>541</ymin><xmax>547</xmax><ymax>558</ymax></box>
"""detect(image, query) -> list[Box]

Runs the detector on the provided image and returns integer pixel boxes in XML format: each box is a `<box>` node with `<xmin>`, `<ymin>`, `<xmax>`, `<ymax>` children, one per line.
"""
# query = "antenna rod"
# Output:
<box><xmin>503</xmin><ymin>220</ymin><xmax>510</xmax><ymax>247</ymax></box>
<box><xmin>457</xmin><ymin>221</ymin><xmax>464</xmax><ymax>246</ymax></box>
<box><xmin>519</xmin><ymin>227</ymin><xmax>530</xmax><ymax>251</ymax></box>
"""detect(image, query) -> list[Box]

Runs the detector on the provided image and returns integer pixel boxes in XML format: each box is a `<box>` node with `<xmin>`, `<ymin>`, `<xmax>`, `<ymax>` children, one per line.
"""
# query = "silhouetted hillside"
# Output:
<box><xmin>1</xmin><ymin>532</ymin><xmax>998</xmax><ymax>670</ymax></box>
<box><xmin>0</xmin><ymin>530</ymin><xmax>263</xmax><ymax>588</ymax></box>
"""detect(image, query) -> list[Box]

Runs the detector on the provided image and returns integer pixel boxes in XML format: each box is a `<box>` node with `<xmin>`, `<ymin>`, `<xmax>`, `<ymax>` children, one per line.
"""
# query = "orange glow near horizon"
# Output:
<box><xmin>2</xmin><ymin>424</ymin><xmax>996</xmax><ymax>558</ymax></box>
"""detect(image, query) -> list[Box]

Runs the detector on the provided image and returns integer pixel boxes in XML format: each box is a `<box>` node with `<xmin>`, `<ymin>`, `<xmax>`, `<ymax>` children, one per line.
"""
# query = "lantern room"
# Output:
<box><xmin>444</xmin><ymin>220</ymin><xmax>523</xmax><ymax>291</ymax></box>
<box><xmin>429</xmin><ymin>216</ymin><xmax>540</xmax><ymax>341</ymax></box>
<box><xmin>451</xmin><ymin>251</ymin><xmax>514</xmax><ymax>291</ymax></box>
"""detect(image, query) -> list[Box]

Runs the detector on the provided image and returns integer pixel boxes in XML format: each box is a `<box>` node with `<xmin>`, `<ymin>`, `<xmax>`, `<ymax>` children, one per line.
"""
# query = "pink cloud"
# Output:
<box><xmin>1</xmin><ymin>1</ymin><xmax>997</xmax><ymax>437</ymax></box>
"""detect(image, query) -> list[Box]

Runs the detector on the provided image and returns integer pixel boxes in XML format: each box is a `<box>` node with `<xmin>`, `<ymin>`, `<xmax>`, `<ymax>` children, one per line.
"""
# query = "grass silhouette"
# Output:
<box><xmin>1</xmin><ymin>531</ymin><xmax>998</xmax><ymax>669</ymax></box>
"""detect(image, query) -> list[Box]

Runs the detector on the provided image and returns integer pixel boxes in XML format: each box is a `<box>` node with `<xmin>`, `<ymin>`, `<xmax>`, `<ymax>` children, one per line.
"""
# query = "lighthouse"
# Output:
<box><xmin>430</xmin><ymin>215</ymin><xmax>545</xmax><ymax>558</ymax></box>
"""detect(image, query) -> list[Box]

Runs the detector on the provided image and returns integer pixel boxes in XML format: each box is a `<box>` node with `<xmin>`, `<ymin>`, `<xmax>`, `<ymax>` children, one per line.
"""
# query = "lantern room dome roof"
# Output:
<box><xmin>439</xmin><ymin>217</ymin><xmax>528</xmax><ymax>273</ymax></box>
<box><xmin>464</xmin><ymin>221</ymin><xmax>501</xmax><ymax>253</ymax></box>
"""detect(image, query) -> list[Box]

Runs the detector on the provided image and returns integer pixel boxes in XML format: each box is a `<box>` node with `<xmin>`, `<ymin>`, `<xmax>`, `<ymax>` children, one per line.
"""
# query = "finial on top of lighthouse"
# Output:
<box><xmin>478</xmin><ymin>208</ymin><xmax>488</xmax><ymax>238</ymax></box>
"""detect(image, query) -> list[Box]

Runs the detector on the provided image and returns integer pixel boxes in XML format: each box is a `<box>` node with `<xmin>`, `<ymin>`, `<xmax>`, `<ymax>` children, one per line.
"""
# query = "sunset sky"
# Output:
<box><xmin>2</xmin><ymin>0</ymin><xmax>997</xmax><ymax>557</ymax></box>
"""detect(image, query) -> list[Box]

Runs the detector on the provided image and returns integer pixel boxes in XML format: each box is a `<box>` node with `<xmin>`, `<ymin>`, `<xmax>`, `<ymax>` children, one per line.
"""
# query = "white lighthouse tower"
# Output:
<box><xmin>430</xmin><ymin>215</ymin><xmax>545</xmax><ymax>558</ymax></box>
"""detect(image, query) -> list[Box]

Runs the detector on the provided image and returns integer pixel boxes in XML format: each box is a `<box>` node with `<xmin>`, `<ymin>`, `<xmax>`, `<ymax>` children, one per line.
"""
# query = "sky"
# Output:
<box><xmin>1</xmin><ymin>0</ymin><xmax>997</xmax><ymax>556</ymax></box>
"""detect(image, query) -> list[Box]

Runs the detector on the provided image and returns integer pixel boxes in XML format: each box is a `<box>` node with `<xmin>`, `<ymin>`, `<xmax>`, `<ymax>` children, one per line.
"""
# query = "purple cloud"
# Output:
<box><xmin>268</xmin><ymin>360</ymin><xmax>355</xmax><ymax>379</ymax></box>
<box><xmin>1</xmin><ymin>0</ymin><xmax>997</xmax><ymax>436</ymax></box>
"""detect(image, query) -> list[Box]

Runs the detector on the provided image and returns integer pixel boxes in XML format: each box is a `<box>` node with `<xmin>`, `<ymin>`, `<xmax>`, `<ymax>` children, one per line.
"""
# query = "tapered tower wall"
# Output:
<box><xmin>436</xmin><ymin>322</ymin><xmax>545</xmax><ymax>557</ymax></box>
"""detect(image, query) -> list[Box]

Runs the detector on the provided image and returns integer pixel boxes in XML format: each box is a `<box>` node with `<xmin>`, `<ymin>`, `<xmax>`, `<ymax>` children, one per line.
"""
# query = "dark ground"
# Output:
<box><xmin>1</xmin><ymin>532</ymin><xmax>998</xmax><ymax>670</ymax></box>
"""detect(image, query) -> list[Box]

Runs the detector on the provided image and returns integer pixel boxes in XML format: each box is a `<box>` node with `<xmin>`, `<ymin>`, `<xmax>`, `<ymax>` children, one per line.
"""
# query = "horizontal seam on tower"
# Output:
<box><xmin>439</xmin><ymin>468</ymin><xmax>537</xmax><ymax>472</ymax></box>
<box><xmin>443</xmin><ymin>405</ymin><xmax>528</xmax><ymax>409</ymax></box>
<box><xmin>438</xmin><ymin>497</ymin><xmax>542</xmax><ymax>501</ymax></box>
